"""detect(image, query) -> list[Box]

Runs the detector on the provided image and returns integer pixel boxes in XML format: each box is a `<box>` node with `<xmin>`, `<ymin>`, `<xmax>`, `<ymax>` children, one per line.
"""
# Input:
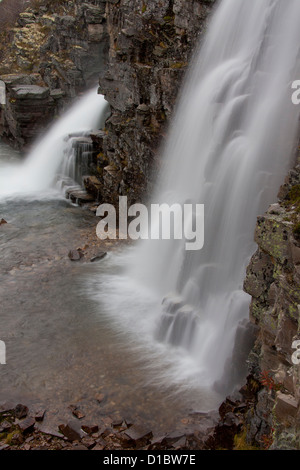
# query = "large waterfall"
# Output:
<box><xmin>91</xmin><ymin>0</ymin><xmax>300</xmax><ymax>405</ymax></box>
<box><xmin>140</xmin><ymin>0</ymin><xmax>300</xmax><ymax>392</ymax></box>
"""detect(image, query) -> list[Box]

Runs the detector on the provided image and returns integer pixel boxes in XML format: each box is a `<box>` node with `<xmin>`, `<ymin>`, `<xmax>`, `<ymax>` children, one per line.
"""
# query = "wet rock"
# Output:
<box><xmin>274</xmin><ymin>393</ymin><xmax>298</xmax><ymax>426</ymax></box>
<box><xmin>66</xmin><ymin>189</ymin><xmax>95</xmax><ymax>206</ymax></box>
<box><xmin>172</xmin><ymin>436</ymin><xmax>187</xmax><ymax>449</ymax></box>
<box><xmin>0</xmin><ymin>444</ymin><xmax>10</xmax><ymax>451</ymax></box>
<box><xmin>148</xmin><ymin>435</ymin><xmax>165</xmax><ymax>449</ymax></box>
<box><xmin>100</xmin><ymin>428</ymin><xmax>112</xmax><ymax>439</ymax></box>
<box><xmin>69</xmin><ymin>405</ymin><xmax>85</xmax><ymax>420</ymax></box>
<box><xmin>90</xmin><ymin>252</ymin><xmax>107</xmax><ymax>263</ymax></box>
<box><xmin>34</xmin><ymin>409</ymin><xmax>46</xmax><ymax>422</ymax></box>
<box><xmin>59</xmin><ymin>421</ymin><xmax>86</xmax><ymax>442</ymax></box>
<box><xmin>84</xmin><ymin>176</ymin><xmax>103</xmax><ymax>201</ymax></box>
<box><xmin>14</xmin><ymin>404</ymin><xmax>29</xmax><ymax>420</ymax></box>
<box><xmin>81</xmin><ymin>424</ymin><xmax>99</xmax><ymax>435</ymax></box>
<box><xmin>92</xmin><ymin>443</ymin><xmax>105</xmax><ymax>450</ymax></box>
<box><xmin>122</xmin><ymin>425</ymin><xmax>153</xmax><ymax>448</ymax></box>
<box><xmin>37</xmin><ymin>425</ymin><xmax>64</xmax><ymax>439</ymax></box>
<box><xmin>81</xmin><ymin>436</ymin><xmax>96</xmax><ymax>449</ymax></box>
<box><xmin>161</xmin><ymin>431</ymin><xmax>186</xmax><ymax>446</ymax></box>
<box><xmin>11</xmin><ymin>85</ymin><xmax>50</xmax><ymax>101</ymax></box>
<box><xmin>70</xmin><ymin>444</ymin><xmax>89</xmax><ymax>451</ymax></box>
<box><xmin>0</xmin><ymin>420</ymin><xmax>12</xmax><ymax>433</ymax></box>
<box><xmin>18</xmin><ymin>416</ymin><xmax>35</xmax><ymax>433</ymax></box>
<box><xmin>10</xmin><ymin>431</ymin><xmax>24</xmax><ymax>445</ymax></box>
<box><xmin>0</xmin><ymin>401</ymin><xmax>16</xmax><ymax>413</ymax></box>
<box><xmin>112</xmin><ymin>419</ymin><xmax>125</xmax><ymax>428</ymax></box>
<box><xmin>68</xmin><ymin>249</ymin><xmax>84</xmax><ymax>261</ymax></box>
<box><xmin>95</xmin><ymin>393</ymin><xmax>105</xmax><ymax>403</ymax></box>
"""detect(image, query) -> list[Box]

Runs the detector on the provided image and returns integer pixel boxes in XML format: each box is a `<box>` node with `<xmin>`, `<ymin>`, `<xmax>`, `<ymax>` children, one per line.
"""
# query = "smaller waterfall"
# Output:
<box><xmin>0</xmin><ymin>88</ymin><xmax>108</xmax><ymax>199</ymax></box>
<box><xmin>55</xmin><ymin>134</ymin><xmax>98</xmax><ymax>198</ymax></box>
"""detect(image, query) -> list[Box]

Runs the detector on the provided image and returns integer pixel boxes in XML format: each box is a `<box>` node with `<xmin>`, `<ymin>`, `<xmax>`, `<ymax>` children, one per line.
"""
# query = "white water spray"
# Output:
<box><xmin>140</xmin><ymin>0</ymin><xmax>300</xmax><ymax>393</ymax></box>
<box><xmin>93</xmin><ymin>0</ymin><xmax>300</xmax><ymax>402</ymax></box>
<box><xmin>0</xmin><ymin>88</ymin><xmax>108</xmax><ymax>198</ymax></box>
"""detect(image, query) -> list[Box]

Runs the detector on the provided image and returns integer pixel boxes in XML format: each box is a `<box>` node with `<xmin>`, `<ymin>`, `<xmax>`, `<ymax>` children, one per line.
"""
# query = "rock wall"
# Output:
<box><xmin>0</xmin><ymin>0</ymin><xmax>108</xmax><ymax>149</ymax></box>
<box><xmin>92</xmin><ymin>0</ymin><xmax>216</xmax><ymax>205</ymax></box>
<box><xmin>0</xmin><ymin>0</ymin><xmax>215</xmax><ymax>194</ymax></box>
<box><xmin>243</xmin><ymin>147</ymin><xmax>300</xmax><ymax>449</ymax></box>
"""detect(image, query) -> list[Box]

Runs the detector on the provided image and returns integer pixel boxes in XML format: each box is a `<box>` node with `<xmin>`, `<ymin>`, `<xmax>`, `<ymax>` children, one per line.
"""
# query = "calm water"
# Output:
<box><xmin>0</xmin><ymin>141</ymin><xmax>217</xmax><ymax>434</ymax></box>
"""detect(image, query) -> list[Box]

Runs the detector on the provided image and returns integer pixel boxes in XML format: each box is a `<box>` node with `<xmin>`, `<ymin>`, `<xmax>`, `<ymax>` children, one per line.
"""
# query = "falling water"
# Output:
<box><xmin>138</xmin><ymin>0</ymin><xmax>300</xmax><ymax>394</ymax></box>
<box><xmin>91</xmin><ymin>0</ymin><xmax>300</xmax><ymax>404</ymax></box>
<box><xmin>1</xmin><ymin>0</ymin><xmax>300</xmax><ymax>413</ymax></box>
<box><xmin>0</xmin><ymin>88</ymin><xmax>108</xmax><ymax>198</ymax></box>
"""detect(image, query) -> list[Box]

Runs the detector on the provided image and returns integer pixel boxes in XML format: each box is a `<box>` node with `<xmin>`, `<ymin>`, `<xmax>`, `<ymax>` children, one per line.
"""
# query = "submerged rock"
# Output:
<box><xmin>90</xmin><ymin>252</ymin><xmax>107</xmax><ymax>263</ymax></box>
<box><xmin>14</xmin><ymin>404</ymin><xmax>28</xmax><ymax>420</ymax></box>
<box><xmin>59</xmin><ymin>421</ymin><xmax>86</xmax><ymax>442</ymax></box>
<box><xmin>68</xmin><ymin>249</ymin><xmax>84</xmax><ymax>261</ymax></box>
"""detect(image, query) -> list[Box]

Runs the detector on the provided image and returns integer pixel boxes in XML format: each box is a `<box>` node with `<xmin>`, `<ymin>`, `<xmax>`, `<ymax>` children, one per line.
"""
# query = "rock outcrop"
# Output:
<box><xmin>0</xmin><ymin>0</ymin><xmax>108</xmax><ymax>149</ymax></box>
<box><xmin>0</xmin><ymin>0</ymin><xmax>215</xmax><ymax>196</ymax></box>
<box><xmin>243</xmin><ymin>148</ymin><xmax>300</xmax><ymax>449</ymax></box>
<box><xmin>94</xmin><ymin>0</ymin><xmax>216</xmax><ymax>205</ymax></box>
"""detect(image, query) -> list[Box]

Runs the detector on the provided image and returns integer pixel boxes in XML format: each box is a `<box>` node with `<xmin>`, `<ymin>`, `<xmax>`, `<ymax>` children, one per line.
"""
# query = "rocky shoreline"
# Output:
<box><xmin>0</xmin><ymin>400</ymin><xmax>217</xmax><ymax>451</ymax></box>
<box><xmin>0</xmin><ymin>370</ymin><xmax>279</xmax><ymax>451</ymax></box>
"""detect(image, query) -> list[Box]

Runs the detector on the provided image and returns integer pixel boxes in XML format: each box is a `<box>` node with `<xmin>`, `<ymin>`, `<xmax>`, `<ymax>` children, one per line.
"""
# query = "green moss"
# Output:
<box><xmin>163</xmin><ymin>15</ymin><xmax>174</xmax><ymax>23</ymax></box>
<box><xmin>170</xmin><ymin>62</ymin><xmax>188</xmax><ymax>69</ymax></box>
<box><xmin>285</xmin><ymin>185</ymin><xmax>300</xmax><ymax>212</ymax></box>
<box><xmin>233</xmin><ymin>430</ymin><xmax>259</xmax><ymax>451</ymax></box>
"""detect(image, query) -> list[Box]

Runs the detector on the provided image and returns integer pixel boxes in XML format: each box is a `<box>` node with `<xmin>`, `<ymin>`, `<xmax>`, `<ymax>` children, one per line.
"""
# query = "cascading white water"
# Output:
<box><xmin>0</xmin><ymin>88</ymin><xmax>108</xmax><ymax>198</ymax></box>
<box><xmin>134</xmin><ymin>0</ymin><xmax>300</xmax><ymax>394</ymax></box>
<box><xmin>91</xmin><ymin>0</ymin><xmax>300</xmax><ymax>404</ymax></box>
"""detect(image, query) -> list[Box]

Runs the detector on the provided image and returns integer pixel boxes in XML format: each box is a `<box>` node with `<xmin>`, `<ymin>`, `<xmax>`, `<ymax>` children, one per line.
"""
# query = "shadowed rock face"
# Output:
<box><xmin>95</xmin><ymin>0</ymin><xmax>216</xmax><ymax>205</ymax></box>
<box><xmin>243</xmin><ymin>149</ymin><xmax>300</xmax><ymax>449</ymax></box>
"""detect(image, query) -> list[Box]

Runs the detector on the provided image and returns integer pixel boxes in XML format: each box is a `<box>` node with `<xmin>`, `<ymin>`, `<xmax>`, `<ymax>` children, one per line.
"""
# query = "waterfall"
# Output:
<box><xmin>92</xmin><ymin>0</ymin><xmax>300</xmax><ymax>404</ymax></box>
<box><xmin>0</xmin><ymin>88</ymin><xmax>108</xmax><ymax>198</ymax></box>
<box><xmin>135</xmin><ymin>0</ymin><xmax>300</xmax><ymax>394</ymax></box>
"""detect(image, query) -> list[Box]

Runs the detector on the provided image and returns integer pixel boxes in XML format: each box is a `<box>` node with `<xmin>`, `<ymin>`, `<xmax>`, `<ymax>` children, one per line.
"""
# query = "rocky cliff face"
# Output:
<box><xmin>0</xmin><ymin>0</ymin><xmax>215</xmax><ymax>197</ymax></box>
<box><xmin>243</xmin><ymin>147</ymin><xmax>300</xmax><ymax>449</ymax></box>
<box><xmin>93</xmin><ymin>0</ymin><xmax>215</xmax><ymax>205</ymax></box>
<box><xmin>0</xmin><ymin>0</ymin><xmax>107</xmax><ymax>149</ymax></box>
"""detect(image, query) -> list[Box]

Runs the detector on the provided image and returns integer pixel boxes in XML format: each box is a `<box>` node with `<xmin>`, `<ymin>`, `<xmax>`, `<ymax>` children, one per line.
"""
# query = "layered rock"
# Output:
<box><xmin>243</xmin><ymin>149</ymin><xmax>300</xmax><ymax>449</ymax></box>
<box><xmin>92</xmin><ymin>0</ymin><xmax>216</xmax><ymax>205</ymax></box>
<box><xmin>0</xmin><ymin>0</ymin><xmax>108</xmax><ymax>148</ymax></box>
